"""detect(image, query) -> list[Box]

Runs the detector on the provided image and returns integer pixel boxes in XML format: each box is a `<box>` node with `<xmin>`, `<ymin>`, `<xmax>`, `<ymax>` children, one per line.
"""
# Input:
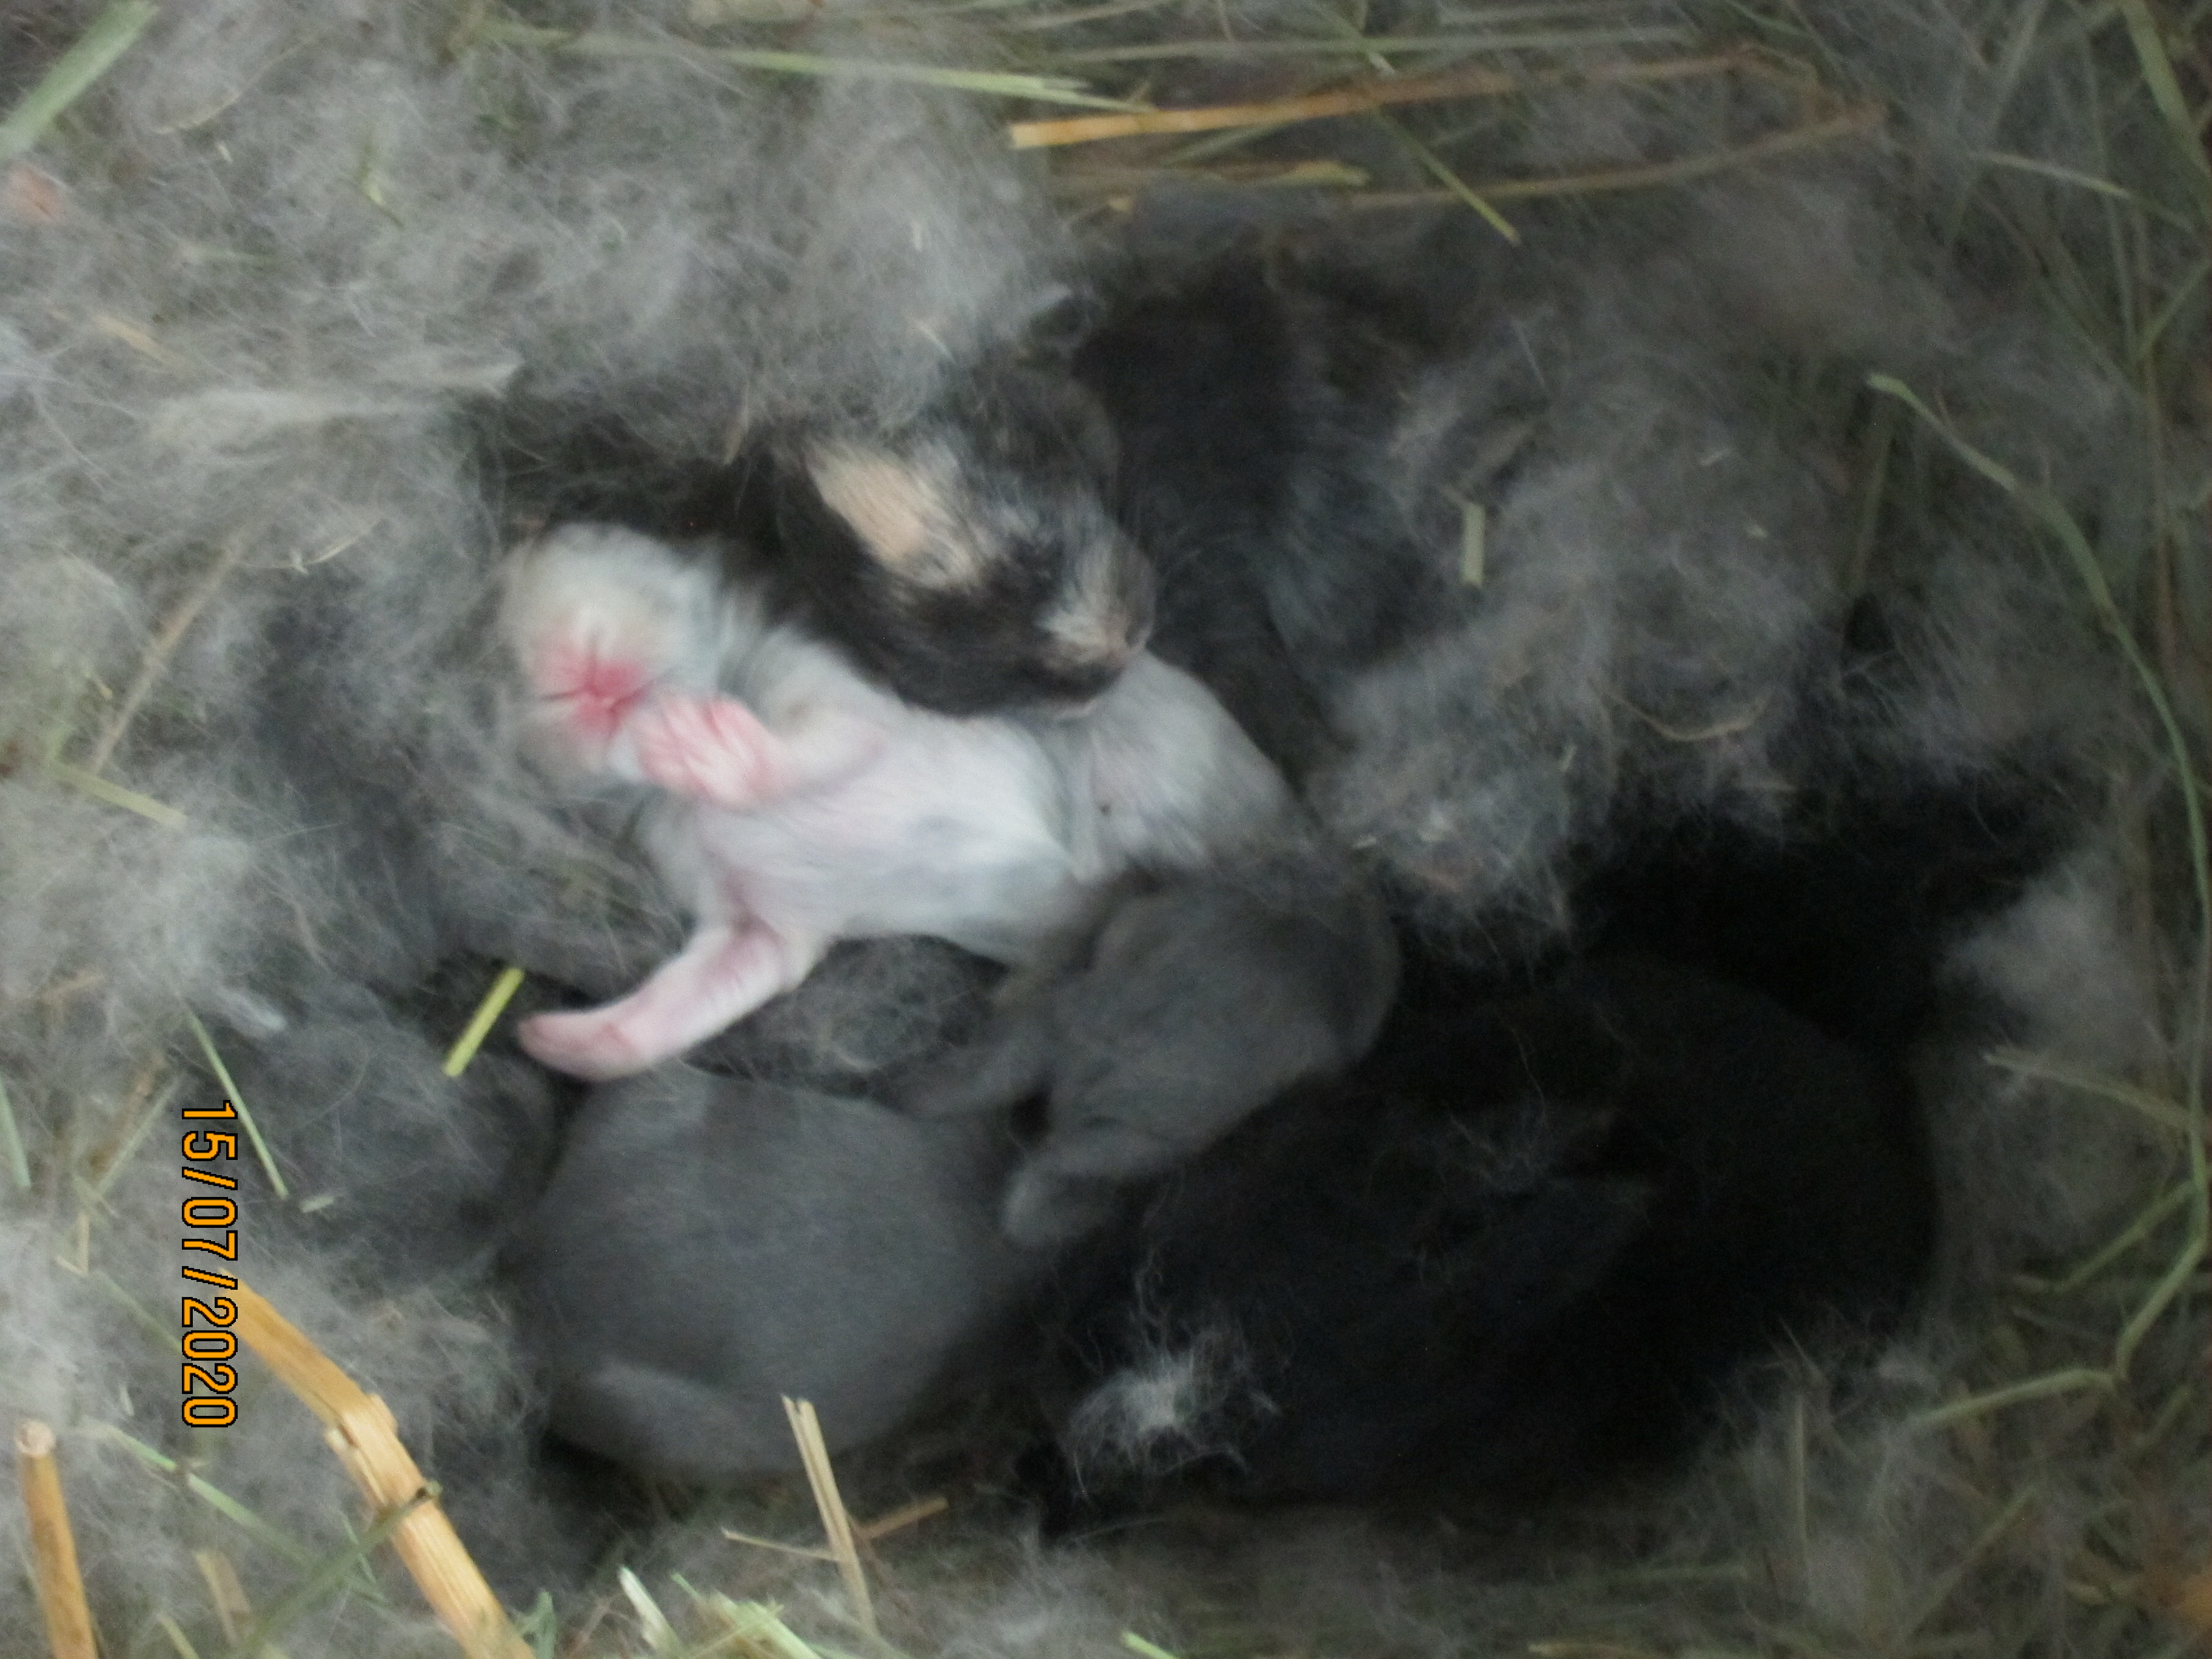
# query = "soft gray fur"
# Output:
<box><xmin>509</xmin><ymin>1070</ymin><xmax>1046</xmax><ymax>1481</ymax></box>
<box><xmin>495</xmin><ymin>523</ymin><xmax>1392</xmax><ymax>1242</ymax></box>
<box><xmin>0</xmin><ymin>0</ymin><xmax>2199</xmax><ymax>1654</ymax></box>
<box><xmin>907</xmin><ymin>860</ymin><xmax>1399</xmax><ymax>1245</ymax></box>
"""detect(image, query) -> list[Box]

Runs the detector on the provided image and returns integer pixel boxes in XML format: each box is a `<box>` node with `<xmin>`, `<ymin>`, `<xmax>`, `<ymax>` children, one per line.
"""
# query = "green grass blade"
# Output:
<box><xmin>0</xmin><ymin>1068</ymin><xmax>30</xmax><ymax>1190</ymax></box>
<box><xmin>107</xmin><ymin>1428</ymin><xmax>321</xmax><ymax>1569</ymax></box>
<box><xmin>477</xmin><ymin>21</ymin><xmax>1145</xmax><ymax>110</ymax></box>
<box><xmin>184</xmin><ymin>1011</ymin><xmax>289</xmax><ymax>1201</ymax></box>
<box><xmin>1908</xmin><ymin>1367</ymin><xmax>2114</xmax><ymax>1429</ymax></box>
<box><xmin>1875</xmin><ymin>372</ymin><xmax>2212</xmax><ymax>1385</ymax></box>
<box><xmin>0</xmin><ymin>0</ymin><xmax>159</xmax><ymax>165</ymax></box>
<box><xmin>2113</xmin><ymin>0</ymin><xmax>2212</xmax><ymax>198</ymax></box>
<box><xmin>42</xmin><ymin>759</ymin><xmax>187</xmax><ymax>828</ymax></box>
<box><xmin>220</xmin><ymin>1488</ymin><xmax>431</xmax><ymax>1659</ymax></box>
<box><xmin>443</xmin><ymin>965</ymin><xmax>524</xmax><ymax>1078</ymax></box>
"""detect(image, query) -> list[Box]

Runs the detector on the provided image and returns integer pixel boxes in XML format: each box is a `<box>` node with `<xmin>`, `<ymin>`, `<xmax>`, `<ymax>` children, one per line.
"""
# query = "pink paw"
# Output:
<box><xmin>518</xmin><ymin>1010</ymin><xmax>651</xmax><ymax>1082</ymax></box>
<box><xmin>631</xmin><ymin>692</ymin><xmax>791</xmax><ymax>810</ymax></box>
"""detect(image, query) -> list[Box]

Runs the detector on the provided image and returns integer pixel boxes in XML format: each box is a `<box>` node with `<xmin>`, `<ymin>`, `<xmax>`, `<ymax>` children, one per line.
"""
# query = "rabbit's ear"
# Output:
<box><xmin>800</xmin><ymin>440</ymin><xmax>990</xmax><ymax>593</ymax></box>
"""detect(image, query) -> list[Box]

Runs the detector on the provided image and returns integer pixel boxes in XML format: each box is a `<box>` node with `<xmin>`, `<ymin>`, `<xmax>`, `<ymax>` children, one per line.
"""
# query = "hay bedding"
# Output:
<box><xmin>0</xmin><ymin>0</ymin><xmax>2205</xmax><ymax>1655</ymax></box>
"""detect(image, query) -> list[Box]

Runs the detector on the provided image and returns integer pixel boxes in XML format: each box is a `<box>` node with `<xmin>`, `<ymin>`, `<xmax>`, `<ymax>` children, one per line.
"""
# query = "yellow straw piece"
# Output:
<box><xmin>781</xmin><ymin>1397</ymin><xmax>877</xmax><ymax>1639</ymax></box>
<box><xmin>16</xmin><ymin>1420</ymin><xmax>99</xmax><ymax>1659</ymax></box>
<box><xmin>230</xmin><ymin>1282</ymin><xmax>531</xmax><ymax>1659</ymax></box>
<box><xmin>443</xmin><ymin>965</ymin><xmax>526</xmax><ymax>1078</ymax></box>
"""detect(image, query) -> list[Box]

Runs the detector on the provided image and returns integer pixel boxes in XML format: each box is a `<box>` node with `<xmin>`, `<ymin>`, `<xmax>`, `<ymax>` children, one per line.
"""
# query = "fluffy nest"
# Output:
<box><xmin>0</xmin><ymin>2</ymin><xmax>2205</xmax><ymax>1657</ymax></box>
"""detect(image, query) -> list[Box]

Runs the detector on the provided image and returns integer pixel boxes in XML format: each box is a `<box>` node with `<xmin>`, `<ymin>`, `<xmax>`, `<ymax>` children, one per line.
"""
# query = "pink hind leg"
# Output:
<box><xmin>630</xmin><ymin>692</ymin><xmax>884</xmax><ymax>812</ymax></box>
<box><xmin>519</xmin><ymin>921</ymin><xmax>822</xmax><ymax>1081</ymax></box>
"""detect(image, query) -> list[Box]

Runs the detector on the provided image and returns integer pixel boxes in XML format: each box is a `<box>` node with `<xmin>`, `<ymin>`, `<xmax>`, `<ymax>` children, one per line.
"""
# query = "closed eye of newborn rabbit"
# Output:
<box><xmin>500</xmin><ymin>521</ymin><xmax>1296</xmax><ymax>1083</ymax></box>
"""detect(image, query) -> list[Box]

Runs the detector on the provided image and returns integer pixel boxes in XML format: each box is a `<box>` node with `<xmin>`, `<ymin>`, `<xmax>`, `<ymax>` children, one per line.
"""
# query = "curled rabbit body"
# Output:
<box><xmin>500</xmin><ymin>522</ymin><xmax>1295</xmax><ymax>1084</ymax></box>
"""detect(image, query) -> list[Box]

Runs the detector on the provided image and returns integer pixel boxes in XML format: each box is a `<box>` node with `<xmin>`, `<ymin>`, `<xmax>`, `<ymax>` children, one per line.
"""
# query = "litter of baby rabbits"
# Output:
<box><xmin>0</xmin><ymin>2</ymin><xmax>2205</xmax><ymax>1658</ymax></box>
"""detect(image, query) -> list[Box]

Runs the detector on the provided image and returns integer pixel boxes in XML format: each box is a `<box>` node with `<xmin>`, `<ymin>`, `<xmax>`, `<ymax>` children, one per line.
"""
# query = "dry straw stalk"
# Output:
<box><xmin>15</xmin><ymin>1419</ymin><xmax>99</xmax><ymax>1659</ymax></box>
<box><xmin>1008</xmin><ymin>50</ymin><xmax>1748</xmax><ymax>149</ymax></box>
<box><xmin>781</xmin><ymin>1395</ymin><xmax>877</xmax><ymax>1640</ymax></box>
<box><xmin>229</xmin><ymin>1282</ymin><xmax>531</xmax><ymax>1659</ymax></box>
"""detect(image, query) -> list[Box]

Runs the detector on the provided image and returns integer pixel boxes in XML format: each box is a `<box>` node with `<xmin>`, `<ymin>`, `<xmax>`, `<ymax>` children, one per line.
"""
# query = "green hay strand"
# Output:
<box><xmin>475</xmin><ymin>20</ymin><xmax>1146</xmax><ymax>110</ymax></box>
<box><xmin>1869</xmin><ymin>377</ymin><xmax>2212</xmax><ymax>1366</ymax></box>
<box><xmin>43</xmin><ymin>758</ymin><xmax>188</xmax><ymax>828</ymax></box>
<box><xmin>219</xmin><ymin>1488</ymin><xmax>431</xmax><ymax>1659</ymax></box>
<box><xmin>90</xmin><ymin>1269</ymin><xmax>179</xmax><ymax>1356</ymax></box>
<box><xmin>0</xmin><ymin>1068</ymin><xmax>30</xmax><ymax>1190</ymax></box>
<box><xmin>0</xmin><ymin>0</ymin><xmax>160</xmax><ymax>165</ymax></box>
<box><xmin>2133</xmin><ymin>253</ymin><xmax>2208</xmax><ymax>362</ymax></box>
<box><xmin>1968</xmin><ymin>149</ymin><xmax>2193</xmax><ymax>225</ymax></box>
<box><xmin>108</xmin><ymin>1429</ymin><xmax>321</xmax><ymax>1569</ymax></box>
<box><xmin>1002</xmin><ymin>0</ymin><xmax>1184</xmax><ymax>30</ymax></box>
<box><xmin>89</xmin><ymin>1074</ymin><xmax>177</xmax><ymax>1203</ymax></box>
<box><xmin>1375</xmin><ymin>112</ymin><xmax>1519</xmax><ymax>241</ymax></box>
<box><xmin>2111</xmin><ymin>0</ymin><xmax>2212</xmax><ymax>201</ymax></box>
<box><xmin>1908</xmin><ymin>1367</ymin><xmax>2115</xmax><ymax>1429</ymax></box>
<box><xmin>443</xmin><ymin>964</ymin><xmax>525</xmax><ymax>1078</ymax></box>
<box><xmin>184</xmin><ymin>1010</ymin><xmax>289</xmax><ymax>1201</ymax></box>
<box><xmin>1983</xmin><ymin>1048</ymin><xmax>2193</xmax><ymax>1136</ymax></box>
<box><xmin>2110</xmin><ymin>1222</ymin><xmax>2208</xmax><ymax>1376</ymax></box>
<box><xmin>2033</xmin><ymin>1178</ymin><xmax>2199</xmax><ymax>1297</ymax></box>
<box><xmin>1907</xmin><ymin>1487</ymin><xmax>2040</xmax><ymax>1635</ymax></box>
<box><xmin>677</xmin><ymin>1581</ymin><xmax>874</xmax><ymax>1659</ymax></box>
<box><xmin>515</xmin><ymin>1591</ymin><xmax>560</xmax><ymax>1659</ymax></box>
<box><xmin>1050</xmin><ymin>26</ymin><xmax>1691</xmax><ymax>62</ymax></box>
<box><xmin>620</xmin><ymin>1567</ymin><xmax>679</xmax><ymax>1652</ymax></box>
<box><xmin>156</xmin><ymin>1615</ymin><xmax>205</xmax><ymax>1659</ymax></box>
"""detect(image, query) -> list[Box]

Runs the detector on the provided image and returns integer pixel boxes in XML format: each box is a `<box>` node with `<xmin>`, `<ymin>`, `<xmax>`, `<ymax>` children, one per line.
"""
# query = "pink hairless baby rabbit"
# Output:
<box><xmin>500</xmin><ymin>521</ymin><xmax>1295</xmax><ymax>1081</ymax></box>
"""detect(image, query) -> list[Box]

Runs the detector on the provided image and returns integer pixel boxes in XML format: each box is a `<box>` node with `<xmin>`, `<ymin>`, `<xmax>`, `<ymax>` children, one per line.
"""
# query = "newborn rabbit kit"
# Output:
<box><xmin>1</xmin><ymin>3</ymin><xmax>2204</xmax><ymax>1658</ymax></box>
<box><xmin>494</xmin><ymin>520</ymin><xmax>1296</xmax><ymax>1083</ymax></box>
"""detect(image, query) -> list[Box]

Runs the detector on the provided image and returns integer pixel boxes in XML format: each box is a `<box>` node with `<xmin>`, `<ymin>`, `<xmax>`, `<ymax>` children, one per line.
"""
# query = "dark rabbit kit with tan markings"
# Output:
<box><xmin>763</xmin><ymin>364</ymin><xmax>1158</xmax><ymax>718</ymax></box>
